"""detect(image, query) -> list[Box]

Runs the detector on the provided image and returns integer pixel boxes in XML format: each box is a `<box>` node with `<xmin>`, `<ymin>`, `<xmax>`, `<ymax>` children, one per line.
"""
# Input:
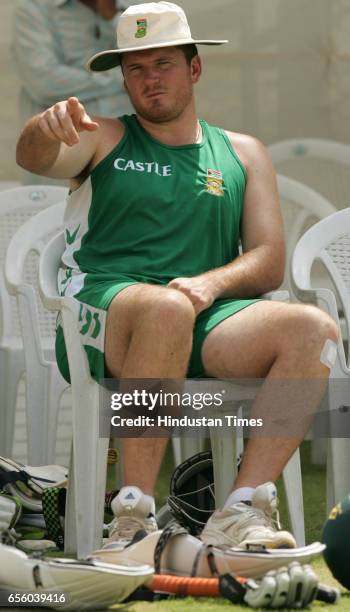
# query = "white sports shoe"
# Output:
<box><xmin>201</xmin><ymin>482</ymin><xmax>296</xmax><ymax>550</ymax></box>
<box><xmin>104</xmin><ymin>486</ymin><xmax>158</xmax><ymax>550</ymax></box>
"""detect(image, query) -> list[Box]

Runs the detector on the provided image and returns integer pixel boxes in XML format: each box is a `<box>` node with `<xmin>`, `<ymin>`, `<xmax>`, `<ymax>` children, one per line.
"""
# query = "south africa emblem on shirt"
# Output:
<box><xmin>206</xmin><ymin>168</ymin><xmax>224</xmax><ymax>196</ymax></box>
<box><xmin>135</xmin><ymin>18</ymin><xmax>147</xmax><ymax>38</ymax></box>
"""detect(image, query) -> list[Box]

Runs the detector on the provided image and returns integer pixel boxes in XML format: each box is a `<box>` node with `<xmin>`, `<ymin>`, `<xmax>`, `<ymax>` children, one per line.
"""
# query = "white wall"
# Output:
<box><xmin>1</xmin><ymin>0</ymin><xmax>350</xmax><ymax>182</ymax></box>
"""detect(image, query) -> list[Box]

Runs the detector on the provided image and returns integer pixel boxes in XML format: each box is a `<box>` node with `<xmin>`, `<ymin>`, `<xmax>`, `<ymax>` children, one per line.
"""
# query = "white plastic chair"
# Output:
<box><xmin>38</xmin><ymin>231</ymin><xmax>304</xmax><ymax>553</ymax></box>
<box><xmin>278</xmin><ymin>174</ymin><xmax>342</xmax><ymax>466</ymax></box>
<box><xmin>292</xmin><ymin>207</ymin><xmax>350</xmax><ymax>511</ymax></box>
<box><xmin>39</xmin><ymin>230</ymin><xmax>108</xmax><ymax>557</ymax></box>
<box><xmin>0</xmin><ymin>186</ymin><xmax>68</xmax><ymax>462</ymax></box>
<box><xmin>4</xmin><ymin>199</ymin><xmax>68</xmax><ymax>466</ymax></box>
<box><xmin>277</xmin><ymin>174</ymin><xmax>337</xmax><ymax>299</ymax></box>
<box><xmin>0</xmin><ymin>181</ymin><xmax>20</xmax><ymax>192</ymax></box>
<box><xmin>269</xmin><ymin>138</ymin><xmax>350</xmax><ymax>211</ymax></box>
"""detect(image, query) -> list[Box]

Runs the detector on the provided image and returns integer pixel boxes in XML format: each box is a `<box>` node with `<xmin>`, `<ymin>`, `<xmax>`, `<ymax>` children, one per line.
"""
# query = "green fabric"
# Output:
<box><xmin>56</xmin><ymin>293</ymin><xmax>260</xmax><ymax>383</ymax></box>
<box><xmin>188</xmin><ymin>298</ymin><xmax>260</xmax><ymax>377</ymax></box>
<box><xmin>56</xmin><ymin>115</ymin><xmax>260</xmax><ymax>382</ymax></box>
<box><xmin>73</xmin><ymin>114</ymin><xmax>246</xmax><ymax>283</ymax></box>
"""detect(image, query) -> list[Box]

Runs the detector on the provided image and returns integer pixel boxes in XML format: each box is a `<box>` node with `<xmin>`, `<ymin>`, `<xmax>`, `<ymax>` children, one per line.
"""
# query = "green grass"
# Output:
<box><xmin>110</xmin><ymin>558</ymin><xmax>350</xmax><ymax>612</ymax></box>
<box><xmin>276</xmin><ymin>441</ymin><xmax>328</xmax><ymax>545</ymax></box>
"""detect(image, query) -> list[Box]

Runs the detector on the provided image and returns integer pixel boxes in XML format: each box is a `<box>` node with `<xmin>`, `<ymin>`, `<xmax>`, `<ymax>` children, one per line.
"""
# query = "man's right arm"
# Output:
<box><xmin>16</xmin><ymin>97</ymin><xmax>101</xmax><ymax>179</ymax></box>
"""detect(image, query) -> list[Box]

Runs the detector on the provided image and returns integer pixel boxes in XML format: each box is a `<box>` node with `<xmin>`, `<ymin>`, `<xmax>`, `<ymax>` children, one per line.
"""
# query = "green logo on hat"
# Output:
<box><xmin>135</xmin><ymin>18</ymin><xmax>147</xmax><ymax>38</ymax></box>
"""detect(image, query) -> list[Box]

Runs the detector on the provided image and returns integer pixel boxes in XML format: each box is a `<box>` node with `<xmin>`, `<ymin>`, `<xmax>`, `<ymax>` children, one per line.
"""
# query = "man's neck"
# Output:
<box><xmin>136</xmin><ymin>108</ymin><xmax>201</xmax><ymax>147</ymax></box>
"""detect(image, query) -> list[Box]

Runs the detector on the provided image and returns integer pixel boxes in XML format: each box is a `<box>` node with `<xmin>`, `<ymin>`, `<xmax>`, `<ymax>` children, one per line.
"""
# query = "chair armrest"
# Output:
<box><xmin>293</xmin><ymin>286</ymin><xmax>339</xmax><ymax>322</ymax></box>
<box><xmin>61</xmin><ymin>297</ymin><xmax>95</xmax><ymax>384</ymax></box>
<box><xmin>39</xmin><ymin>232</ymin><xmax>65</xmax><ymax>311</ymax></box>
<box><xmin>262</xmin><ymin>290</ymin><xmax>290</xmax><ymax>302</ymax></box>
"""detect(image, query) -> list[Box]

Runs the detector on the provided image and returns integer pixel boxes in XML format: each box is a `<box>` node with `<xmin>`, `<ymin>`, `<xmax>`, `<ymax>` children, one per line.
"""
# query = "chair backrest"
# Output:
<box><xmin>0</xmin><ymin>186</ymin><xmax>68</xmax><ymax>342</ymax></box>
<box><xmin>292</xmin><ymin>207</ymin><xmax>350</xmax><ymax>365</ymax></box>
<box><xmin>276</xmin><ymin>174</ymin><xmax>337</xmax><ymax>297</ymax></box>
<box><xmin>269</xmin><ymin>139</ymin><xmax>350</xmax><ymax>211</ymax></box>
<box><xmin>5</xmin><ymin>200</ymin><xmax>66</xmax><ymax>344</ymax></box>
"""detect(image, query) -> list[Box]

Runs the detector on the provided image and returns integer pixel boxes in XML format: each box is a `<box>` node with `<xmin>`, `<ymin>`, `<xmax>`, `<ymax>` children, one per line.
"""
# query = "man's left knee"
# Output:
<box><xmin>301</xmin><ymin>305</ymin><xmax>338</xmax><ymax>344</ymax></box>
<box><xmin>294</xmin><ymin>305</ymin><xmax>339</xmax><ymax>368</ymax></box>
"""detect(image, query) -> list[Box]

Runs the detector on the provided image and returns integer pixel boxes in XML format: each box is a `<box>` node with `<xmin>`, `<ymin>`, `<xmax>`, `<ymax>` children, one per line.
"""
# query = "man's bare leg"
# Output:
<box><xmin>201</xmin><ymin>300</ymin><xmax>338</xmax><ymax>490</ymax></box>
<box><xmin>105</xmin><ymin>283</ymin><xmax>195</xmax><ymax>495</ymax></box>
<box><xmin>200</xmin><ymin>300</ymin><xmax>338</xmax><ymax>548</ymax></box>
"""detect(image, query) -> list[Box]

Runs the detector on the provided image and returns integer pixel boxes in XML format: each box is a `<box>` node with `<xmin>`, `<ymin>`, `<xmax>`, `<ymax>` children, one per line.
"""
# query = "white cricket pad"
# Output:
<box><xmin>91</xmin><ymin>530</ymin><xmax>325</xmax><ymax>579</ymax></box>
<box><xmin>0</xmin><ymin>543</ymin><xmax>153</xmax><ymax>610</ymax></box>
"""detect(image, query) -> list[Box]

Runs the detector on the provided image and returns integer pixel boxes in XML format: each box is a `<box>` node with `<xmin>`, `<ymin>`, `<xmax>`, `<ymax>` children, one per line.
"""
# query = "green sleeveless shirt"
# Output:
<box><xmin>60</xmin><ymin>114</ymin><xmax>247</xmax><ymax>294</ymax></box>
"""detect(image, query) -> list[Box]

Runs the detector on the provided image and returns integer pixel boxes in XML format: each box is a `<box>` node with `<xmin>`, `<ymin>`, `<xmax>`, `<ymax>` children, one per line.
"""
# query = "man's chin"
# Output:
<box><xmin>138</xmin><ymin>107</ymin><xmax>178</xmax><ymax>124</ymax></box>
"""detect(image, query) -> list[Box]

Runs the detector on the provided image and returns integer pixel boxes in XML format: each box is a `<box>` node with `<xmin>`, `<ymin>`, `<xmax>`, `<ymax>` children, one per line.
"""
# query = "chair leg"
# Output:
<box><xmin>282</xmin><ymin>449</ymin><xmax>305</xmax><ymax>546</ymax></box>
<box><xmin>172</xmin><ymin>437</ymin><xmax>182</xmax><ymax>467</ymax></box>
<box><xmin>180</xmin><ymin>435</ymin><xmax>205</xmax><ymax>463</ymax></box>
<box><xmin>46</xmin><ymin>364</ymin><xmax>68</xmax><ymax>464</ymax></box>
<box><xmin>73</xmin><ymin>383</ymin><xmax>108</xmax><ymax>558</ymax></box>
<box><xmin>25</xmin><ymin>365</ymin><xmax>51</xmax><ymax>466</ymax></box>
<box><xmin>65</xmin><ymin>438</ymin><xmax>109</xmax><ymax>558</ymax></box>
<box><xmin>64</xmin><ymin>445</ymin><xmax>77</xmax><ymax>554</ymax></box>
<box><xmin>209</xmin><ymin>428</ymin><xmax>237</xmax><ymax>509</ymax></box>
<box><xmin>25</xmin><ymin>362</ymin><xmax>65</xmax><ymax>466</ymax></box>
<box><xmin>327</xmin><ymin>437</ymin><xmax>350</xmax><ymax>512</ymax></box>
<box><xmin>172</xmin><ymin>434</ymin><xmax>206</xmax><ymax>466</ymax></box>
<box><xmin>0</xmin><ymin>348</ymin><xmax>24</xmax><ymax>457</ymax></box>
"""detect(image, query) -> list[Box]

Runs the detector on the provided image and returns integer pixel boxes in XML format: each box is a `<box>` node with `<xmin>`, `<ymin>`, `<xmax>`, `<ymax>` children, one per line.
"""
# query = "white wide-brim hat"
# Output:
<box><xmin>87</xmin><ymin>1</ymin><xmax>228</xmax><ymax>72</ymax></box>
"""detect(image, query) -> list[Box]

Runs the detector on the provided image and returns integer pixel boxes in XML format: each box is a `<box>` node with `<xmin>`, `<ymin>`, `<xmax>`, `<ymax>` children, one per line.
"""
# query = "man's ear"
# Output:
<box><xmin>191</xmin><ymin>55</ymin><xmax>202</xmax><ymax>84</ymax></box>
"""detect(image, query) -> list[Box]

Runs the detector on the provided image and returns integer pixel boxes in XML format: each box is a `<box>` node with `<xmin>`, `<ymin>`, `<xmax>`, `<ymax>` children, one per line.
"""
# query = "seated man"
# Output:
<box><xmin>16</xmin><ymin>1</ymin><xmax>338</xmax><ymax>550</ymax></box>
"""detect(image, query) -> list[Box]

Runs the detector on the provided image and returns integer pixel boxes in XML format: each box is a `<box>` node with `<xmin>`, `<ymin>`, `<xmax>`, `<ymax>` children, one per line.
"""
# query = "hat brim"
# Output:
<box><xmin>87</xmin><ymin>39</ymin><xmax>228</xmax><ymax>72</ymax></box>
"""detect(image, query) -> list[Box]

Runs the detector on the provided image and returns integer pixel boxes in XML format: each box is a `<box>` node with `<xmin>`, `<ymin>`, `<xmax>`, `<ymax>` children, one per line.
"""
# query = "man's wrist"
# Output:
<box><xmin>201</xmin><ymin>271</ymin><xmax>227</xmax><ymax>301</ymax></box>
<box><xmin>16</xmin><ymin>115</ymin><xmax>60</xmax><ymax>174</ymax></box>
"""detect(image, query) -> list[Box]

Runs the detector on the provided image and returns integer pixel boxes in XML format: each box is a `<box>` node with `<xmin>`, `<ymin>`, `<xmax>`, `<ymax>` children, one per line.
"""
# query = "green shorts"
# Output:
<box><xmin>55</xmin><ymin>278</ymin><xmax>260</xmax><ymax>382</ymax></box>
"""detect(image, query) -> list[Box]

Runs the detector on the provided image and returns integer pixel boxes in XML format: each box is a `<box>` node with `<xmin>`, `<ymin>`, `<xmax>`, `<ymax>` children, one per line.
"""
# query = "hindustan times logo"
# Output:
<box><xmin>110</xmin><ymin>389</ymin><xmax>224</xmax><ymax>411</ymax></box>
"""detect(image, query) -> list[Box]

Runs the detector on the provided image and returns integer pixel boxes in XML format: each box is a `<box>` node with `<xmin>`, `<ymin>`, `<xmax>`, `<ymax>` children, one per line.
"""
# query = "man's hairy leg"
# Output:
<box><xmin>105</xmin><ymin>284</ymin><xmax>195</xmax><ymax>495</ymax></box>
<box><xmin>201</xmin><ymin>301</ymin><xmax>339</xmax><ymax>490</ymax></box>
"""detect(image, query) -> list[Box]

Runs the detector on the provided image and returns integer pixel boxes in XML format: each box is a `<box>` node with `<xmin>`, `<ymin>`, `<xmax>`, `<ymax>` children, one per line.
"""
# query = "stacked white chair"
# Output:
<box><xmin>1</xmin><ymin>186</ymin><xmax>68</xmax><ymax>463</ymax></box>
<box><xmin>6</xmin><ymin>202</ymin><xmax>106</xmax><ymax>557</ymax></box>
<box><xmin>276</xmin><ymin>174</ymin><xmax>337</xmax><ymax>299</ymax></box>
<box><xmin>269</xmin><ymin>138</ymin><xmax>350</xmax><ymax>466</ymax></box>
<box><xmin>292</xmin><ymin>207</ymin><xmax>350</xmax><ymax>512</ymax></box>
<box><xmin>269</xmin><ymin>138</ymin><xmax>350</xmax><ymax>211</ymax></box>
<box><xmin>39</xmin><ymin>229</ymin><xmax>108</xmax><ymax>557</ymax></box>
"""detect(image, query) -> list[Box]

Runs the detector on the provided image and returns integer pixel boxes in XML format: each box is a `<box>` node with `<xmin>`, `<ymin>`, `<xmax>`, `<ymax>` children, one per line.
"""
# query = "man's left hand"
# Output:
<box><xmin>168</xmin><ymin>276</ymin><xmax>218</xmax><ymax>315</ymax></box>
